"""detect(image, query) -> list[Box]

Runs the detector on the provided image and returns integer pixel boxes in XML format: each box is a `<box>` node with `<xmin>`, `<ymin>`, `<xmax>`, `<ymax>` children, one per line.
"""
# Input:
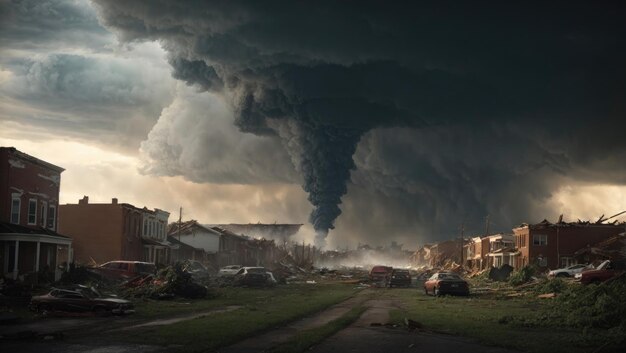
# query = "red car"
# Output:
<box><xmin>369</xmin><ymin>266</ymin><xmax>393</xmax><ymax>287</ymax></box>
<box><xmin>424</xmin><ymin>272</ymin><xmax>469</xmax><ymax>296</ymax></box>
<box><xmin>91</xmin><ymin>261</ymin><xmax>156</xmax><ymax>281</ymax></box>
<box><xmin>578</xmin><ymin>260</ymin><xmax>624</xmax><ymax>285</ymax></box>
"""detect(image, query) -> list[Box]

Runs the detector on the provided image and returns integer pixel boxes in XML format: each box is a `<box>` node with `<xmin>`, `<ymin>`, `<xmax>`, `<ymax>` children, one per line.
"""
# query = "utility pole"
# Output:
<box><xmin>178</xmin><ymin>207</ymin><xmax>182</xmax><ymax>242</ymax></box>
<box><xmin>460</xmin><ymin>222</ymin><xmax>465</xmax><ymax>266</ymax></box>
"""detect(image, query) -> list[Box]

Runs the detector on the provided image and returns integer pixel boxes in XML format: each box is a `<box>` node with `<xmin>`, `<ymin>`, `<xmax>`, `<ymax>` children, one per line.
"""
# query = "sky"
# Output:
<box><xmin>1</xmin><ymin>0</ymin><xmax>625</xmax><ymax>249</ymax></box>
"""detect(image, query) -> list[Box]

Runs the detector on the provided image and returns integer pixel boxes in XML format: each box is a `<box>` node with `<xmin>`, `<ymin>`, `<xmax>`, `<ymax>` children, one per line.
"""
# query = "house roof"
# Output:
<box><xmin>167</xmin><ymin>236</ymin><xmax>205</xmax><ymax>251</ymax></box>
<box><xmin>0</xmin><ymin>222</ymin><xmax>71</xmax><ymax>239</ymax></box>
<box><xmin>167</xmin><ymin>220</ymin><xmax>220</xmax><ymax>236</ymax></box>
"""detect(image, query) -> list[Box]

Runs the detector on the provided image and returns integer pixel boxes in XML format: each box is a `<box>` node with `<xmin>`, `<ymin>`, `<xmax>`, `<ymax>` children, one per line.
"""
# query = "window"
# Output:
<box><xmin>532</xmin><ymin>234</ymin><xmax>547</xmax><ymax>246</ymax></box>
<box><xmin>40</xmin><ymin>201</ymin><xmax>47</xmax><ymax>227</ymax></box>
<box><xmin>143</xmin><ymin>219</ymin><xmax>148</xmax><ymax>235</ymax></box>
<box><xmin>47</xmin><ymin>205</ymin><xmax>56</xmax><ymax>230</ymax></box>
<box><xmin>28</xmin><ymin>199</ymin><xmax>37</xmax><ymax>225</ymax></box>
<box><xmin>10</xmin><ymin>197</ymin><xmax>20</xmax><ymax>224</ymax></box>
<box><xmin>561</xmin><ymin>257</ymin><xmax>576</xmax><ymax>267</ymax></box>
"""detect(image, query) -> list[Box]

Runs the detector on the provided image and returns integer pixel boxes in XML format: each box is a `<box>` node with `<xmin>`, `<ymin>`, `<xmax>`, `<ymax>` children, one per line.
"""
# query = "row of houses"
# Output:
<box><xmin>0</xmin><ymin>146</ymin><xmax>303</xmax><ymax>283</ymax></box>
<box><xmin>411</xmin><ymin>219</ymin><xmax>626</xmax><ymax>271</ymax></box>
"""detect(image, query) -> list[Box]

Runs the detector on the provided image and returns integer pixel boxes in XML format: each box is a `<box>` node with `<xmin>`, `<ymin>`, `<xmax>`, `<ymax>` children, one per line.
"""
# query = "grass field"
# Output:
<box><xmin>387</xmin><ymin>287</ymin><xmax>620</xmax><ymax>353</ymax></box>
<box><xmin>109</xmin><ymin>283</ymin><xmax>361</xmax><ymax>352</ymax></box>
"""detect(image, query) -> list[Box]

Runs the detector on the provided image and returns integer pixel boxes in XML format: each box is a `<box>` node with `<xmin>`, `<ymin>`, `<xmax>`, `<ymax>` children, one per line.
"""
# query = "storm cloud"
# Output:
<box><xmin>91</xmin><ymin>0</ymin><xmax>626</xmax><ymax>244</ymax></box>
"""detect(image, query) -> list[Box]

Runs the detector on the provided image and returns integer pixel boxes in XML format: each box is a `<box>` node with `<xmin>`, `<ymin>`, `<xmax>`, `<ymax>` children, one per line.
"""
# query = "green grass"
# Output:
<box><xmin>387</xmin><ymin>288</ymin><xmax>619</xmax><ymax>353</ymax></box>
<box><xmin>268</xmin><ymin>305</ymin><xmax>367</xmax><ymax>353</ymax></box>
<box><xmin>109</xmin><ymin>283</ymin><xmax>360</xmax><ymax>352</ymax></box>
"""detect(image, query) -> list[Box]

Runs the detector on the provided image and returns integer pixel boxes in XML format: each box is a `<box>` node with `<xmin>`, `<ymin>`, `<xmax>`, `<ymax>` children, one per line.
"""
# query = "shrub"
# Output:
<box><xmin>508</xmin><ymin>265</ymin><xmax>537</xmax><ymax>286</ymax></box>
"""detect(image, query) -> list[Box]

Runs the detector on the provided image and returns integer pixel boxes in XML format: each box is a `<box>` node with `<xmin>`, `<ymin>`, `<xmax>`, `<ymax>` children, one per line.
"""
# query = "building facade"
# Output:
<box><xmin>141</xmin><ymin>208</ymin><xmax>171</xmax><ymax>264</ymax></box>
<box><xmin>513</xmin><ymin>220</ymin><xmax>625</xmax><ymax>270</ymax></box>
<box><xmin>0</xmin><ymin>147</ymin><xmax>72</xmax><ymax>281</ymax></box>
<box><xmin>58</xmin><ymin>197</ymin><xmax>168</xmax><ymax>265</ymax></box>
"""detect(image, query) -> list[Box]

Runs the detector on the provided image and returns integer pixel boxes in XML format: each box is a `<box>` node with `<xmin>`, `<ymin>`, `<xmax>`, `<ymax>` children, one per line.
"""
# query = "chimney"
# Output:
<box><xmin>79</xmin><ymin>196</ymin><xmax>89</xmax><ymax>205</ymax></box>
<box><xmin>112</xmin><ymin>198</ymin><xmax>118</xmax><ymax>205</ymax></box>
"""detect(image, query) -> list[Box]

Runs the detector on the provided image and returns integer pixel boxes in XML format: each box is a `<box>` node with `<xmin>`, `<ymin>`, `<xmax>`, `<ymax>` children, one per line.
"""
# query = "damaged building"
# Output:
<box><xmin>0</xmin><ymin>147</ymin><xmax>72</xmax><ymax>282</ymax></box>
<box><xmin>513</xmin><ymin>217</ymin><xmax>626</xmax><ymax>269</ymax></box>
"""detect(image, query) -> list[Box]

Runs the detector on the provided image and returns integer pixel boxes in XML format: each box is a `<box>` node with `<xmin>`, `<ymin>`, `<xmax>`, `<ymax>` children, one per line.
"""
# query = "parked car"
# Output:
<box><xmin>577</xmin><ymin>260</ymin><xmax>624</xmax><ymax>285</ymax></box>
<box><xmin>91</xmin><ymin>261</ymin><xmax>156</xmax><ymax>281</ymax></box>
<box><xmin>389</xmin><ymin>269</ymin><xmax>411</xmax><ymax>287</ymax></box>
<box><xmin>369</xmin><ymin>265</ymin><xmax>393</xmax><ymax>287</ymax></box>
<box><xmin>233</xmin><ymin>267</ymin><xmax>273</xmax><ymax>287</ymax></box>
<box><xmin>183</xmin><ymin>260</ymin><xmax>210</xmax><ymax>280</ymax></box>
<box><xmin>548</xmin><ymin>264</ymin><xmax>590</xmax><ymax>277</ymax></box>
<box><xmin>30</xmin><ymin>288</ymin><xmax>134</xmax><ymax>315</ymax></box>
<box><xmin>424</xmin><ymin>272</ymin><xmax>469</xmax><ymax>296</ymax></box>
<box><xmin>217</xmin><ymin>265</ymin><xmax>243</xmax><ymax>277</ymax></box>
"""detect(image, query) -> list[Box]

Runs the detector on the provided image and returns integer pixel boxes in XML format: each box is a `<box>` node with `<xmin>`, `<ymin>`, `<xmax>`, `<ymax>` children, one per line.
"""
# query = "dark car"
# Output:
<box><xmin>233</xmin><ymin>267</ymin><xmax>272</xmax><ymax>287</ymax></box>
<box><xmin>369</xmin><ymin>265</ymin><xmax>393</xmax><ymax>287</ymax></box>
<box><xmin>424</xmin><ymin>272</ymin><xmax>469</xmax><ymax>296</ymax></box>
<box><xmin>389</xmin><ymin>269</ymin><xmax>411</xmax><ymax>287</ymax></box>
<box><xmin>30</xmin><ymin>287</ymin><xmax>134</xmax><ymax>315</ymax></box>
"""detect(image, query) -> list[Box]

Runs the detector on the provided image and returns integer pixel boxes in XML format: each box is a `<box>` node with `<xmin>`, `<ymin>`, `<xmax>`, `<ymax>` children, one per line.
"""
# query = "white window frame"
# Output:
<box><xmin>48</xmin><ymin>204</ymin><xmax>56</xmax><ymax>230</ymax></box>
<box><xmin>533</xmin><ymin>234</ymin><xmax>547</xmax><ymax>246</ymax></box>
<box><xmin>10</xmin><ymin>196</ymin><xmax>20</xmax><ymax>224</ymax></box>
<box><xmin>28</xmin><ymin>198</ymin><xmax>37</xmax><ymax>225</ymax></box>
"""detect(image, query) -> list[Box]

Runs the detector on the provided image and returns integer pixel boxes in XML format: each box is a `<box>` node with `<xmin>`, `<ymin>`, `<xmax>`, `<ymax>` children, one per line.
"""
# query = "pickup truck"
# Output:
<box><xmin>577</xmin><ymin>260</ymin><xmax>624</xmax><ymax>285</ymax></box>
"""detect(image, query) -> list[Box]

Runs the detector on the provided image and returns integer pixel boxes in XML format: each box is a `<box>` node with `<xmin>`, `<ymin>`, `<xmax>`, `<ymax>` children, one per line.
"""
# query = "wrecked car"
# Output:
<box><xmin>577</xmin><ymin>260</ymin><xmax>625</xmax><ymax>285</ymax></box>
<box><xmin>369</xmin><ymin>265</ymin><xmax>393</xmax><ymax>287</ymax></box>
<box><xmin>233</xmin><ymin>267</ymin><xmax>273</xmax><ymax>287</ymax></box>
<box><xmin>30</xmin><ymin>288</ymin><xmax>134</xmax><ymax>315</ymax></box>
<box><xmin>389</xmin><ymin>268</ymin><xmax>411</xmax><ymax>287</ymax></box>
<box><xmin>91</xmin><ymin>261</ymin><xmax>156</xmax><ymax>281</ymax></box>
<box><xmin>424</xmin><ymin>272</ymin><xmax>469</xmax><ymax>296</ymax></box>
<box><xmin>548</xmin><ymin>263</ymin><xmax>590</xmax><ymax>277</ymax></box>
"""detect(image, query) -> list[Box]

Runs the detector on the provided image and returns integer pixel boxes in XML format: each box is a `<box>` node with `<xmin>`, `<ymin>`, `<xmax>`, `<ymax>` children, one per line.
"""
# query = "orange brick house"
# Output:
<box><xmin>59</xmin><ymin>197</ymin><xmax>170</xmax><ymax>265</ymax></box>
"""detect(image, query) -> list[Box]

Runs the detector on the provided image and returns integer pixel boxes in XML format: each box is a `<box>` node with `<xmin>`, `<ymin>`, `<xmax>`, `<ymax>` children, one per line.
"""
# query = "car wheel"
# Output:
<box><xmin>434</xmin><ymin>287</ymin><xmax>440</xmax><ymax>296</ymax></box>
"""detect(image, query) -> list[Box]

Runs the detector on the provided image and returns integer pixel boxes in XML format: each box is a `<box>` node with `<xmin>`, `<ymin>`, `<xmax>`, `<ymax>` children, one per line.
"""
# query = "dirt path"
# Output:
<box><xmin>310</xmin><ymin>299</ymin><xmax>518</xmax><ymax>353</ymax></box>
<box><xmin>216</xmin><ymin>294</ymin><xmax>367</xmax><ymax>353</ymax></box>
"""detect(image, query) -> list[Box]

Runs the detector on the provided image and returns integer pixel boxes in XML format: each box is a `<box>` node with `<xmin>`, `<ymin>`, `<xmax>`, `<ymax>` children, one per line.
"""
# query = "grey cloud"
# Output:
<box><xmin>1</xmin><ymin>52</ymin><xmax>175</xmax><ymax>150</ymax></box>
<box><xmin>0</xmin><ymin>0</ymin><xmax>112</xmax><ymax>51</ymax></box>
<box><xmin>140</xmin><ymin>86</ymin><xmax>298</xmax><ymax>184</ymax></box>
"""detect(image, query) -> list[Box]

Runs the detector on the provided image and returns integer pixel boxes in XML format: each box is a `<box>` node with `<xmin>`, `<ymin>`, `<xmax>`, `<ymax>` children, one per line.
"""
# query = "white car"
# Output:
<box><xmin>217</xmin><ymin>265</ymin><xmax>243</xmax><ymax>277</ymax></box>
<box><xmin>548</xmin><ymin>264</ymin><xmax>590</xmax><ymax>277</ymax></box>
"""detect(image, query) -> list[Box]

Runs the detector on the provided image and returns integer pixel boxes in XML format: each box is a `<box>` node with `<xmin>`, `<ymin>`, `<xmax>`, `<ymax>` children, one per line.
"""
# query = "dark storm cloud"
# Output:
<box><xmin>93</xmin><ymin>0</ymin><xmax>626</xmax><ymax>243</ymax></box>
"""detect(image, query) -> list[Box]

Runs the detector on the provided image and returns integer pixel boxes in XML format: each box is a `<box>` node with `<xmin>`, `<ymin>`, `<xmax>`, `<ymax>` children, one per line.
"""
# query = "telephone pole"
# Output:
<box><xmin>178</xmin><ymin>207</ymin><xmax>182</xmax><ymax>242</ymax></box>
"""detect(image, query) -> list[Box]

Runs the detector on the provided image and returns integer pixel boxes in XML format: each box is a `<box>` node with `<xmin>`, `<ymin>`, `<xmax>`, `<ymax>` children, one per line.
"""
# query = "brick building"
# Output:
<box><xmin>0</xmin><ymin>147</ymin><xmax>72</xmax><ymax>281</ymax></box>
<box><xmin>513</xmin><ymin>219</ymin><xmax>626</xmax><ymax>270</ymax></box>
<box><xmin>59</xmin><ymin>196</ymin><xmax>170</xmax><ymax>265</ymax></box>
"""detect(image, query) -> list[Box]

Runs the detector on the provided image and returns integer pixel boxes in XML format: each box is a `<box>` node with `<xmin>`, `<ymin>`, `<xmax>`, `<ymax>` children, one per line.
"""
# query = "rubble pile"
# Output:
<box><xmin>124</xmin><ymin>262</ymin><xmax>210</xmax><ymax>299</ymax></box>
